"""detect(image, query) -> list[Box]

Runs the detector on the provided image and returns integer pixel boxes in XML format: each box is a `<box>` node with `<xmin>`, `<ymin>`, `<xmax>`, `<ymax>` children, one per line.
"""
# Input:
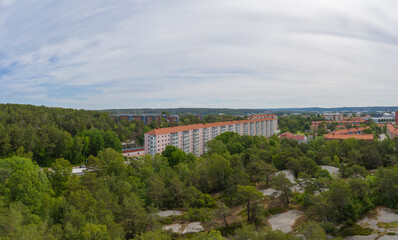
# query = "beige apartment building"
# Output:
<box><xmin>144</xmin><ymin>114</ymin><xmax>278</xmax><ymax>156</ymax></box>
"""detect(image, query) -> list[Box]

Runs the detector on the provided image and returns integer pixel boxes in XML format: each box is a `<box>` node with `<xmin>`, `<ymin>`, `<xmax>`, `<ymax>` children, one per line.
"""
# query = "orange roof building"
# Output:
<box><xmin>144</xmin><ymin>115</ymin><xmax>278</xmax><ymax>156</ymax></box>
<box><xmin>324</xmin><ymin>133</ymin><xmax>374</xmax><ymax>141</ymax></box>
<box><xmin>387</xmin><ymin>124</ymin><xmax>398</xmax><ymax>139</ymax></box>
<box><xmin>279</xmin><ymin>132</ymin><xmax>307</xmax><ymax>143</ymax></box>
<box><xmin>332</xmin><ymin>127</ymin><xmax>370</xmax><ymax>135</ymax></box>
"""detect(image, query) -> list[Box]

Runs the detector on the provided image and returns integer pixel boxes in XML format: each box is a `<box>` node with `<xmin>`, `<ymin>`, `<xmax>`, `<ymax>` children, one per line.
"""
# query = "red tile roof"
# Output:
<box><xmin>387</xmin><ymin>124</ymin><xmax>398</xmax><ymax>135</ymax></box>
<box><xmin>312</xmin><ymin>119</ymin><xmax>366</xmax><ymax>124</ymax></box>
<box><xmin>324</xmin><ymin>133</ymin><xmax>374</xmax><ymax>141</ymax></box>
<box><xmin>248</xmin><ymin>114</ymin><xmax>277</xmax><ymax>119</ymax></box>
<box><xmin>145</xmin><ymin>118</ymin><xmax>275</xmax><ymax>135</ymax></box>
<box><xmin>279</xmin><ymin>132</ymin><xmax>306</xmax><ymax>141</ymax></box>
<box><xmin>332</xmin><ymin>127</ymin><xmax>369</xmax><ymax>135</ymax></box>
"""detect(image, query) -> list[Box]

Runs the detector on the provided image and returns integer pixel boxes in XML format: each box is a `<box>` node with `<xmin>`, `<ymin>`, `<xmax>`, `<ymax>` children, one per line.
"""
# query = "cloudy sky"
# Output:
<box><xmin>1</xmin><ymin>0</ymin><xmax>398</xmax><ymax>109</ymax></box>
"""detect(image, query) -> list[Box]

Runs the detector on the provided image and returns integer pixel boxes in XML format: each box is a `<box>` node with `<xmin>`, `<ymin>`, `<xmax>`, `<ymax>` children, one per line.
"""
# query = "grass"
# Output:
<box><xmin>268</xmin><ymin>206</ymin><xmax>288</xmax><ymax>215</ymax></box>
<box><xmin>378</xmin><ymin>221</ymin><xmax>398</xmax><ymax>228</ymax></box>
<box><xmin>338</xmin><ymin>223</ymin><xmax>373</xmax><ymax>237</ymax></box>
<box><xmin>213</xmin><ymin>222</ymin><xmax>243</xmax><ymax>236</ymax></box>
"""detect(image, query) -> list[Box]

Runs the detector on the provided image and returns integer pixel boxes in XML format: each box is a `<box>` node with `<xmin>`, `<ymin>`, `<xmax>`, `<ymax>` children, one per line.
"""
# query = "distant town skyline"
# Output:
<box><xmin>1</xmin><ymin>0</ymin><xmax>398</xmax><ymax>109</ymax></box>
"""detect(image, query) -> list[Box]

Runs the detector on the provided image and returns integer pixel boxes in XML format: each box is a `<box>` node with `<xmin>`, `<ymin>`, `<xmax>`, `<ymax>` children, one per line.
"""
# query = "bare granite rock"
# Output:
<box><xmin>157</xmin><ymin>210</ymin><xmax>183</xmax><ymax>217</ymax></box>
<box><xmin>268</xmin><ymin>210</ymin><xmax>303</xmax><ymax>233</ymax></box>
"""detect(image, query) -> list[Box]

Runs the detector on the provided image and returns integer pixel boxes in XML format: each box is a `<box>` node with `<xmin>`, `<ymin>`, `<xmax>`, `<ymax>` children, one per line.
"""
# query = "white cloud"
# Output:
<box><xmin>1</xmin><ymin>0</ymin><xmax>398</xmax><ymax>109</ymax></box>
<box><xmin>0</xmin><ymin>0</ymin><xmax>16</xmax><ymax>7</ymax></box>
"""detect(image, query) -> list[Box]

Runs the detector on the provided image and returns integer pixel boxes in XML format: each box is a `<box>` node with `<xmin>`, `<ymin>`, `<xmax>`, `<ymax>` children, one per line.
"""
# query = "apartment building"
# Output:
<box><xmin>387</xmin><ymin>124</ymin><xmax>398</xmax><ymax>139</ymax></box>
<box><xmin>332</xmin><ymin>127</ymin><xmax>370</xmax><ymax>135</ymax></box>
<box><xmin>323</xmin><ymin>113</ymin><xmax>343</xmax><ymax>121</ymax></box>
<box><xmin>396</xmin><ymin>111</ymin><xmax>398</xmax><ymax>125</ymax></box>
<box><xmin>310</xmin><ymin>119</ymin><xmax>366</xmax><ymax>132</ymax></box>
<box><xmin>144</xmin><ymin>114</ymin><xmax>278</xmax><ymax>156</ymax></box>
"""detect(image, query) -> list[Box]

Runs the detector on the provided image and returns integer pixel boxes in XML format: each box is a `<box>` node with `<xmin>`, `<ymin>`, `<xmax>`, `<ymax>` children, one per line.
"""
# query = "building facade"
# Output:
<box><xmin>144</xmin><ymin>115</ymin><xmax>278</xmax><ymax>156</ymax></box>
<box><xmin>323</xmin><ymin>113</ymin><xmax>343</xmax><ymax>122</ymax></box>
<box><xmin>396</xmin><ymin>111</ymin><xmax>398</xmax><ymax>125</ymax></box>
<box><xmin>324</xmin><ymin>133</ymin><xmax>374</xmax><ymax>141</ymax></box>
<box><xmin>387</xmin><ymin>124</ymin><xmax>398</xmax><ymax>139</ymax></box>
<box><xmin>279</xmin><ymin>132</ymin><xmax>307</xmax><ymax>144</ymax></box>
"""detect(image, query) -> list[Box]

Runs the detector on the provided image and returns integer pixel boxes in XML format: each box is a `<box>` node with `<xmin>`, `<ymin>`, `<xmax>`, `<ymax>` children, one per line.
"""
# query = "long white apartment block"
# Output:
<box><xmin>144</xmin><ymin>114</ymin><xmax>278</xmax><ymax>156</ymax></box>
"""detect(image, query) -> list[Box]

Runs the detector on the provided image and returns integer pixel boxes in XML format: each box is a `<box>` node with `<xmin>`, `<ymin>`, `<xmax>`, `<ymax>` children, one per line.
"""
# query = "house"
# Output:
<box><xmin>279</xmin><ymin>132</ymin><xmax>307</xmax><ymax>143</ymax></box>
<box><xmin>387</xmin><ymin>124</ymin><xmax>398</xmax><ymax>139</ymax></box>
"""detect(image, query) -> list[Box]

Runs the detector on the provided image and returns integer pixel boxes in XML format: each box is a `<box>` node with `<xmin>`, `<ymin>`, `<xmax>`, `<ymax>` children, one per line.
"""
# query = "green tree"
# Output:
<box><xmin>0</xmin><ymin>157</ymin><xmax>52</xmax><ymax>213</ymax></box>
<box><xmin>298</xmin><ymin>221</ymin><xmax>326</xmax><ymax>240</ymax></box>
<box><xmin>79</xmin><ymin>223</ymin><xmax>111</xmax><ymax>240</ymax></box>
<box><xmin>46</xmin><ymin>158</ymin><xmax>73</xmax><ymax>196</ymax></box>
<box><xmin>134</xmin><ymin>230</ymin><xmax>172</xmax><ymax>240</ymax></box>
<box><xmin>236</xmin><ymin>185</ymin><xmax>264</xmax><ymax>222</ymax></box>
<box><xmin>271</xmin><ymin>173</ymin><xmax>293</xmax><ymax>205</ymax></box>
<box><xmin>214</xmin><ymin>202</ymin><xmax>231</xmax><ymax>228</ymax></box>
<box><xmin>327</xmin><ymin>179</ymin><xmax>352</xmax><ymax>221</ymax></box>
<box><xmin>191</xmin><ymin>230</ymin><xmax>226</xmax><ymax>240</ymax></box>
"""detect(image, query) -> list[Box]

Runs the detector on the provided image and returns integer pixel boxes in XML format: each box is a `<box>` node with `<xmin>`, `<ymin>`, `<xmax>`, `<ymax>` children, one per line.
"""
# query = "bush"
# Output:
<box><xmin>338</xmin><ymin>223</ymin><xmax>373</xmax><ymax>237</ymax></box>
<box><xmin>268</xmin><ymin>206</ymin><xmax>288</xmax><ymax>215</ymax></box>
<box><xmin>184</xmin><ymin>208</ymin><xmax>213</xmax><ymax>222</ymax></box>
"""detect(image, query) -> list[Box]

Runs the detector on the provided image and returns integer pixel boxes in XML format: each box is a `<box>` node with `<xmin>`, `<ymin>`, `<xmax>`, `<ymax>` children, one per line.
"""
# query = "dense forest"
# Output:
<box><xmin>278</xmin><ymin>114</ymin><xmax>324</xmax><ymax>134</ymax></box>
<box><xmin>0</xmin><ymin>104</ymin><xmax>152</xmax><ymax>166</ymax></box>
<box><xmin>2</xmin><ymin>129</ymin><xmax>398</xmax><ymax>238</ymax></box>
<box><xmin>2</xmin><ymin>104</ymin><xmax>398</xmax><ymax>239</ymax></box>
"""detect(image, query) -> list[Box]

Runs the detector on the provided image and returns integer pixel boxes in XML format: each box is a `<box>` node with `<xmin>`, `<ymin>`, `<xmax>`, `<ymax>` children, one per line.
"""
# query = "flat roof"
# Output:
<box><xmin>146</xmin><ymin>118</ymin><xmax>275</xmax><ymax>135</ymax></box>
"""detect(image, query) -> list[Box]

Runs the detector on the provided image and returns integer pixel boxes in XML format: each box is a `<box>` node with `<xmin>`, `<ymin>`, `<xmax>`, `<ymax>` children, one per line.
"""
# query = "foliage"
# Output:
<box><xmin>338</xmin><ymin>223</ymin><xmax>373</xmax><ymax>237</ymax></box>
<box><xmin>0</xmin><ymin>104</ymin><xmax>126</xmax><ymax>165</ymax></box>
<box><xmin>298</xmin><ymin>221</ymin><xmax>326</xmax><ymax>240</ymax></box>
<box><xmin>2</xmin><ymin>107</ymin><xmax>398</xmax><ymax>239</ymax></box>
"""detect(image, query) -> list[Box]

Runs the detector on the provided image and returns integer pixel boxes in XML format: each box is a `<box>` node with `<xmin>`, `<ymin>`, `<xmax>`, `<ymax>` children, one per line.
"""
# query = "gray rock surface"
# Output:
<box><xmin>344</xmin><ymin>234</ymin><xmax>378</xmax><ymax>240</ymax></box>
<box><xmin>268</xmin><ymin>210</ymin><xmax>303</xmax><ymax>233</ymax></box>
<box><xmin>259</xmin><ymin>188</ymin><xmax>281</xmax><ymax>196</ymax></box>
<box><xmin>378</xmin><ymin>208</ymin><xmax>398</xmax><ymax>223</ymax></box>
<box><xmin>378</xmin><ymin>235</ymin><xmax>398</xmax><ymax>240</ymax></box>
<box><xmin>157</xmin><ymin>210</ymin><xmax>183</xmax><ymax>217</ymax></box>
<box><xmin>181</xmin><ymin>222</ymin><xmax>203</xmax><ymax>234</ymax></box>
<box><xmin>320</xmin><ymin>165</ymin><xmax>339</xmax><ymax>177</ymax></box>
<box><xmin>162</xmin><ymin>224</ymin><xmax>182</xmax><ymax>233</ymax></box>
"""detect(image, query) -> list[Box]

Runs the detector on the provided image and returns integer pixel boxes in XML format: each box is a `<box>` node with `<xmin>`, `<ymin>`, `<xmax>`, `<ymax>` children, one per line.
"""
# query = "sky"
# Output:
<box><xmin>1</xmin><ymin>0</ymin><xmax>398</xmax><ymax>110</ymax></box>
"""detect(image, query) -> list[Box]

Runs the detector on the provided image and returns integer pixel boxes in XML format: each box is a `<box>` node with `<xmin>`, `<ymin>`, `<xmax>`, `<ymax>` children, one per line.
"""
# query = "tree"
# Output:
<box><xmin>299</xmin><ymin>156</ymin><xmax>319</xmax><ymax>176</ymax></box>
<box><xmin>247</xmin><ymin>161</ymin><xmax>276</xmax><ymax>183</ymax></box>
<box><xmin>236</xmin><ymin>185</ymin><xmax>264</xmax><ymax>222</ymax></box>
<box><xmin>214</xmin><ymin>203</ymin><xmax>231</xmax><ymax>228</ymax></box>
<box><xmin>271</xmin><ymin>173</ymin><xmax>293</xmax><ymax>205</ymax></box>
<box><xmin>46</xmin><ymin>158</ymin><xmax>73</xmax><ymax>196</ymax></box>
<box><xmin>81</xmin><ymin>129</ymin><xmax>105</xmax><ymax>156</ymax></box>
<box><xmin>298</xmin><ymin>221</ymin><xmax>326</xmax><ymax>240</ymax></box>
<box><xmin>134</xmin><ymin>230</ymin><xmax>172</xmax><ymax>240</ymax></box>
<box><xmin>79</xmin><ymin>223</ymin><xmax>111</xmax><ymax>240</ymax></box>
<box><xmin>191</xmin><ymin>230</ymin><xmax>226</xmax><ymax>240</ymax></box>
<box><xmin>326</xmin><ymin>179</ymin><xmax>352</xmax><ymax>222</ymax></box>
<box><xmin>146</xmin><ymin>175</ymin><xmax>167</xmax><ymax>208</ymax></box>
<box><xmin>206</xmin><ymin>139</ymin><xmax>227</xmax><ymax>155</ymax></box>
<box><xmin>207</xmin><ymin>154</ymin><xmax>232</xmax><ymax>191</ymax></box>
<box><xmin>373</xmin><ymin>167</ymin><xmax>398</xmax><ymax>208</ymax></box>
<box><xmin>162</xmin><ymin>145</ymin><xmax>186</xmax><ymax>167</ymax></box>
<box><xmin>0</xmin><ymin>157</ymin><xmax>52</xmax><ymax>213</ymax></box>
<box><xmin>103</xmin><ymin>131</ymin><xmax>122</xmax><ymax>152</ymax></box>
<box><xmin>97</xmin><ymin>148</ymin><xmax>127</xmax><ymax>176</ymax></box>
<box><xmin>120</xmin><ymin>193</ymin><xmax>154</xmax><ymax>239</ymax></box>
